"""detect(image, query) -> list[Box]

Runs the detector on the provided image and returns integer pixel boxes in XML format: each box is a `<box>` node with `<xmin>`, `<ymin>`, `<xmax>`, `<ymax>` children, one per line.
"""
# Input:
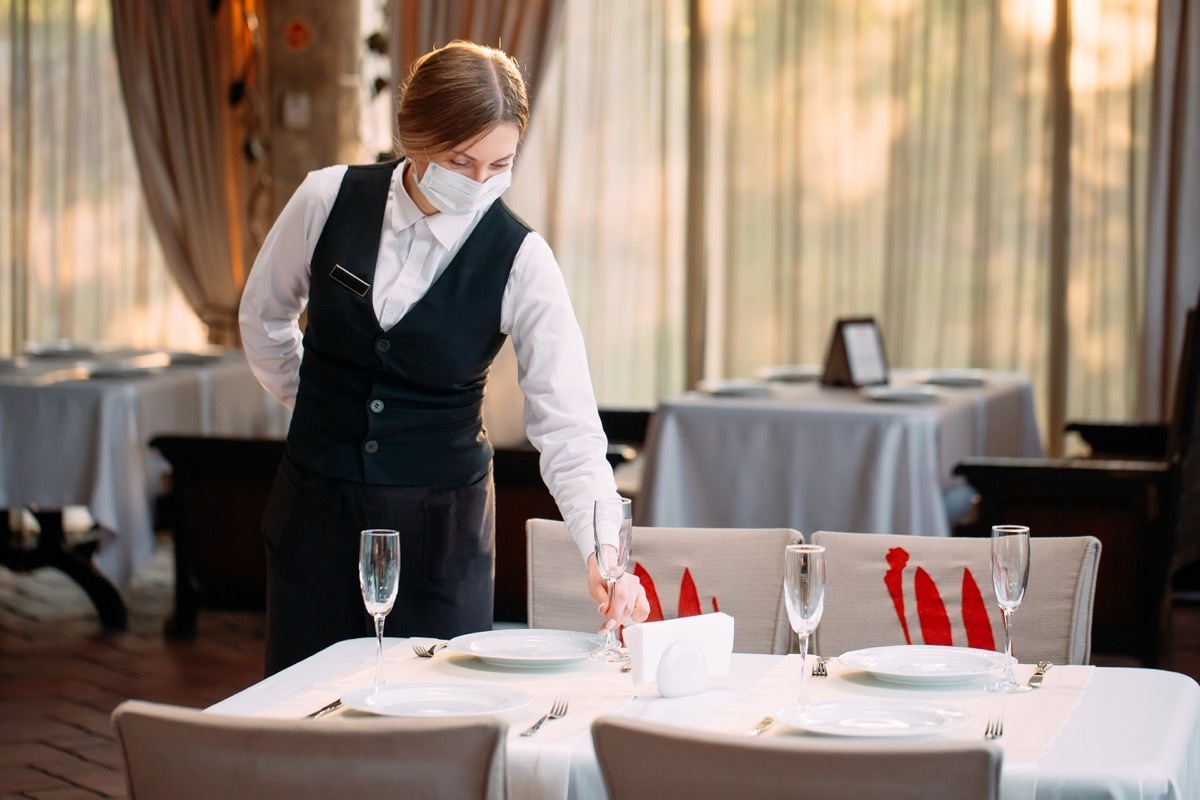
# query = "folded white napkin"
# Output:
<box><xmin>624</xmin><ymin>612</ymin><xmax>734</xmax><ymax>686</ymax></box>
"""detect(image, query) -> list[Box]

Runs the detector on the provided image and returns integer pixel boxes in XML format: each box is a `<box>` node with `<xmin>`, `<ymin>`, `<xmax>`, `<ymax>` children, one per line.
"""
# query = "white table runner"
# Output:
<box><xmin>702</xmin><ymin>655</ymin><xmax>1093</xmax><ymax>800</ymax></box>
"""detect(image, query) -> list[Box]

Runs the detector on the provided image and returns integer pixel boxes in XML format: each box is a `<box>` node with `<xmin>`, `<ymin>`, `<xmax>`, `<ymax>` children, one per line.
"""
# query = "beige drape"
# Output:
<box><xmin>1141</xmin><ymin>0</ymin><xmax>1200</xmax><ymax>419</ymax></box>
<box><xmin>390</xmin><ymin>0</ymin><xmax>566</xmax><ymax>114</ymax></box>
<box><xmin>110</xmin><ymin>0</ymin><xmax>257</xmax><ymax>345</ymax></box>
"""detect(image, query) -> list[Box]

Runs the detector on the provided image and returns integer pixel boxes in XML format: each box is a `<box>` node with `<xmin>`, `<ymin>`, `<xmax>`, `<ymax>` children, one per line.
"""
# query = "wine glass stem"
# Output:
<box><xmin>604</xmin><ymin>579</ymin><xmax>618</xmax><ymax>650</ymax></box>
<box><xmin>1001</xmin><ymin>607</ymin><xmax>1015</xmax><ymax>684</ymax></box>
<box><xmin>798</xmin><ymin>632</ymin><xmax>810</xmax><ymax>707</ymax></box>
<box><xmin>373</xmin><ymin>614</ymin><xmax>386</xmax><ymax>687</ymax></box>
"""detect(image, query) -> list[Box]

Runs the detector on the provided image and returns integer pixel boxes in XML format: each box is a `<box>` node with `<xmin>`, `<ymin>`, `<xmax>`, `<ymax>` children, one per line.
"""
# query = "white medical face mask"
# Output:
<box><xmin>416</xmin><ymin>161</ymin><xmax>512</xmax><ymax>215</ymax></box>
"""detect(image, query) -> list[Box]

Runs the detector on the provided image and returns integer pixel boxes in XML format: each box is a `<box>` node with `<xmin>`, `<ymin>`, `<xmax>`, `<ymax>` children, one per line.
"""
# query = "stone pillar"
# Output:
<box><xmin>259</xmin><ymin>0</ymin><xmax>365</xmax><ymax>219</ymax></box>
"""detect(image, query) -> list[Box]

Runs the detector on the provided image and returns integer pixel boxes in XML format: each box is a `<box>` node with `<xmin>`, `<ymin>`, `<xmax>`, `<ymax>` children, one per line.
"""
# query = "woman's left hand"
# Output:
<box><xmin>586</xmin><ymin>554</ymin><xmax>650</xmax><ymax>635</ymax></box>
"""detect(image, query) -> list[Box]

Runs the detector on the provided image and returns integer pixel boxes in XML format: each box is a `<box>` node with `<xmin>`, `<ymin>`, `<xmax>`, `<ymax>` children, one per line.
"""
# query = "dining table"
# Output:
<box><xmin>209</xmin><ymin>635</ymin><xmax>1200</xmax><ymax>800</ymax></box>
<box><xmin>637</xmin><ymin>368</ymin><xmax>1044</xmax><ymax>537</ymax></box>
<box><xmin>0</xmin><ymin>344</ymin><xmax>290</xmax><ymax>626</ymax></box>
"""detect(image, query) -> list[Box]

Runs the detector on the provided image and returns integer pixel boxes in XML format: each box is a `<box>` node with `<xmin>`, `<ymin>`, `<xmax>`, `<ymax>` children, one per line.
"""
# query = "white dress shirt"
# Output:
<box><xmin>238</xmin><ymin>159</ymin><xmax>617</xmax><ymax>560</ymax></box>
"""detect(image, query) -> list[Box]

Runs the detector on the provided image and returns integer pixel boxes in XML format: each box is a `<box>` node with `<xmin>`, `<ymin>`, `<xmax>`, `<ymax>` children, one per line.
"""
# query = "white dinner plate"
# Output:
<box><xmin>838</xmin><ymin>645</ymin><xmax>1012</xmax><ymax>685</ymax></box>
<box><xmin>696</xmin><ymin>378</ymin><xmax>772</xmax><ymax>397</ymax></box>
<box><xmin>755</xmin><ymin>364</ymin><xmax>822</xmax><ymax>383</ymax></box>
<box><xmin>776</xmin><ymin>700</ymin><xmax>971</xmax><ymax>737</ymax></box>
<box><xmin>861</xmin><ymin>385</ymin><xmax>940</xmax><ymax>403</ymax></box>
<box><xmin>87</xmin><ymin>367</ymin><xmax>162</xmax><ymax>380</ymax></box>
<box><xmin>23</xmin><ymin>340</ymin><xmax>95</xmax><ymax>359</ymax></box>
<box><xmin>167</xmin><ymin>350</ymin><xmax>225</xmax><ymax>365</ymax></box>
<box><xmin>340</xmin><ymin>682</ymin><xmax>531</xmax><ymax>717</ymax></box>
<box><xmin>448</xmin><ymin>629</ymin><xmax>604</xmax><ymax>668</ymax></box>
<box><xmin>922</xmin><ymin>369</ymin><xmax>987</xmax><ymax>388</ymax></box>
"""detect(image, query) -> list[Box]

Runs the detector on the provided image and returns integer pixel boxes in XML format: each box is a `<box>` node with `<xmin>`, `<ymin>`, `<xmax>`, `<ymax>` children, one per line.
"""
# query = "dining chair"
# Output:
<box><xmin>591</xmin><ymin>716</ymin><xmax>1001</xmax><ymax>800</ymax></box>
<box><xmin>110</xmin><ymin>699</ymin><xmax>506</xmax><ymax>800</ymax></box>
<box><xmin>810</xmin><ymin>531</ymin><xmax>1101</xmax><ymax>664</ymax></box>
<box><xmin>526</xmin><ymin>519</ymin><xmax>802</xmax><ymax>654</ymax></box>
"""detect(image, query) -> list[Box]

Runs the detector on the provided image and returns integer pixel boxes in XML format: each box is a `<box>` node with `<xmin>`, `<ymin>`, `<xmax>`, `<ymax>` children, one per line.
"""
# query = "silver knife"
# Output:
<box><xmin>1028</xmin><ymin>661</ymin><xmax>1052</xmax><ymax>688</ymax></box>
<box><xmin>746</xmin><ymin>716</ymin><xmax>775</xmax><ymax>737</ymax></box>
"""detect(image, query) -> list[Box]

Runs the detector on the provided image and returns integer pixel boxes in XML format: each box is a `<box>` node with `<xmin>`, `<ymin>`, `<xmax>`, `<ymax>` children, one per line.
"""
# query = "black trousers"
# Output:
<box><xmin>261</xmin><ymin>451</ymin><xmax>496</xmax><ymax>676</ymax></box>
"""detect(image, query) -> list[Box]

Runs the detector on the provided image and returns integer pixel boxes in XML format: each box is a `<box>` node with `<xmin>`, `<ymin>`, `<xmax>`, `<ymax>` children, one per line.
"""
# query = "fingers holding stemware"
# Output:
<box><xmin>586</xmin><ymin>557</ymin><xmax>647</xmax><ymax>631</ymax></box>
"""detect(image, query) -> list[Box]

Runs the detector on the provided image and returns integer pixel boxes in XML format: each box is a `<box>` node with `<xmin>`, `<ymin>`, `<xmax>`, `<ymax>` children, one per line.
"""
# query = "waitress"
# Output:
<box><xmin>239</xmin><ymin>39</ymin><xmax>649</xmax><ymax>675</ymax></box>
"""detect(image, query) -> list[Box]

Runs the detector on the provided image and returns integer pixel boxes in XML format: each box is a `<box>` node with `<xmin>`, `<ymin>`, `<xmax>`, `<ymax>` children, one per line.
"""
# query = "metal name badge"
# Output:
<box><xmin>329</xmin><ymin>264</ymin><xmax>370</xmax><ymax>297</ymax></box>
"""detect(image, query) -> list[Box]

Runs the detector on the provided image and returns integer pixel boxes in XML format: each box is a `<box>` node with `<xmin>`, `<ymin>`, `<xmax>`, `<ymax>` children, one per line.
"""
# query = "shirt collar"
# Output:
<box><xmin>390</xmin><ymin>159</ymin><xmax>478</xmax><ymax>249</ymax></box>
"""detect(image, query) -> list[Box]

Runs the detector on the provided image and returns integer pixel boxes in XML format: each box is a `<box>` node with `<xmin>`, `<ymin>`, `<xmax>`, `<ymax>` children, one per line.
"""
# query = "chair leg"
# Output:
<box><xmin>0</xmin><ymin>509</ymin><xmax>127</xmax><ymax>630</ymax></box>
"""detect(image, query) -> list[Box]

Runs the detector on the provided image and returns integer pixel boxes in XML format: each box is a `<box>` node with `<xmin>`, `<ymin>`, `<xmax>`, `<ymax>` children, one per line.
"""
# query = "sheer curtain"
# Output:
<box><xmin>519</xmin><ymin>0</ymin><xmax>1159</xmax><ymax>451</ymax></box>
<box><xmin>505</xmin><ymin>0</ymin><xmax>689</xmax><ymax>405</ymax></box>
<box><xmin>0</xmin><ymin>0</ymin><xmax>204</xmax><ymax>355</ymax></box>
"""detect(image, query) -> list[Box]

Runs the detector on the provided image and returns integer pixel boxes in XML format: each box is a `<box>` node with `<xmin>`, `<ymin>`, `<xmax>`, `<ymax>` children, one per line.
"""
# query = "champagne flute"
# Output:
<box><xmin>987</xmin><ymin>524</ymin><xmax>1033</xmax><ymax>693</ymax></box>
<box><xmin>359</xmin><ymin>529</ymin><xmax>400</xmax><ymax>690</ymax></box>
<box><xmin>591</xmin><ymin>497</ymin><xmax>633</xmax><ymax>663</ymax></box>
<box><xmin>784</xmin><ymin>544</ymin><xmax>826</xmax><ymax>708</ymax></box>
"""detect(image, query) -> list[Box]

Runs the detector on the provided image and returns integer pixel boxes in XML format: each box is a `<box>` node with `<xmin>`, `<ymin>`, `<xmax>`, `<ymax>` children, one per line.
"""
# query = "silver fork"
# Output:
<box><xmin>812</xmin><ymin>657</ymin><xmax>831</xmax><ymax>677</ymax></box>
<box><xmin>520</xmin><ymin>696</ymin><xmax>569</xmax><ymax>737</ymax></box>
<box><xmin>412</xmin><ymin>642</ymin><xmax>447</xmax><ymax>658</ymax></box>
<box><xmin>984</xmin><ymin>715</ymin><xmax>1004</xmax><ymax>740</ymax></box>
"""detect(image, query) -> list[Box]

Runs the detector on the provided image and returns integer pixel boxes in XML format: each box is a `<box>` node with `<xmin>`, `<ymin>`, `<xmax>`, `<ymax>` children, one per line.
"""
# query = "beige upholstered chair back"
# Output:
<box><xmin>111</xmin><ymin>699</ymin><xmax>506</xmax><ymax>800</ymax></box>
<box><xmin>592</xmin><ymin>716</ymin><xmax>1001</xmax><ymax>800</ymax></box>
<box><xmin>810</xmin><ymin>531</ymin><xmax>1101</xmax><ymax>664</ymax></box>
<box><xmin>527</xmin><ymin>519</ymin><xmax>802</xmax><ymax>654</ymax></box>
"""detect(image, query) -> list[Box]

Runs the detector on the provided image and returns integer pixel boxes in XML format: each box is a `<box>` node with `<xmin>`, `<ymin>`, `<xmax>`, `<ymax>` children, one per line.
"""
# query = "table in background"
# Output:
<box><xmin>209</xmin><ymin>638</ymin><xmax>1200</xmax><ymax>800</ymax></box>
<box><xmin>0</xmin><ymin>347</ymin><xmax>289</xmax><ymax>627</ymax></box>
<box><xmin>638</xmin><ymin>369</ymin><xmax>1043</xmax><ymax>537</ymax></box>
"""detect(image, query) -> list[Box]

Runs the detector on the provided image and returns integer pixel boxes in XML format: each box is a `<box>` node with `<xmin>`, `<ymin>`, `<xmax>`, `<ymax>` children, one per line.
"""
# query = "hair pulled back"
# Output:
<box><xmin>395</xmin><ymin>40</ymin><xmax>529</xmax><ymax>159</ymax></box>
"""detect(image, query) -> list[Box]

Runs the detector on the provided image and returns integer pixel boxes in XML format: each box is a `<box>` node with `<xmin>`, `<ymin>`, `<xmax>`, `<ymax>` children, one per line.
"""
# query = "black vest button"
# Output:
<box><xmin>369</xmin><ymin>399</ymin><xmax>384</xmax><ymax>413</ymax></box>
<box><xmin>375</xmin><ymin>339</ymin><xmax>391</xmax><ymax>352</ymax></box>
<box><xmin>363</xmin><ymin>440</ymin><xmax>379</xmax><ymax>453</ymax></box>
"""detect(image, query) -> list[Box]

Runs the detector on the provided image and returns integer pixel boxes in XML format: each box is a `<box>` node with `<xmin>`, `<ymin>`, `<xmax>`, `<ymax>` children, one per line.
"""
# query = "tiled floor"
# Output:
<box><xmin>1</xmin><ymin>541</ymin><xmax>1198</xmax><ymax>798</ymax></box>
<box><xmin>0</xmin><ymin>542</ymin><xmax>264</xmax><ymax>799</ymax></box>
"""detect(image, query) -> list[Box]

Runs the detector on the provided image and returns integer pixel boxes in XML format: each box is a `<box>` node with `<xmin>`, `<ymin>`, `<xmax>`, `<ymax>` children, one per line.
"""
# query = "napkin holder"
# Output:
<box><xmin>623</xmin><ymin>612</ymin><xmax>734</xmax><ymax>688</ymax></box>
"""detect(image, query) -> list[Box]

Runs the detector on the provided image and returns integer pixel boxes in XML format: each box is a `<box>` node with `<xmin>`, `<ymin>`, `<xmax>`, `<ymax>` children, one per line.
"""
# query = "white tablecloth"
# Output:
<box><xmin>638</xmin><ymin>369</ymin><xmax>1043</xmax><ymax>537</ymax></box>
<box><xmin>0</xmin><ymin>349</ymin><xmax>290</xmax><ymax>588</ymax></box>
<box><xmin>209</xmin><ymin>638</ymin><xmax>1200</xmax><ymax>800</ymax></box>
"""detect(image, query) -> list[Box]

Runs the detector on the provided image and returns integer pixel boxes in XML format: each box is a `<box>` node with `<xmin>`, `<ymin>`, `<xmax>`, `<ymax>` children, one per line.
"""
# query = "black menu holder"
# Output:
<box><xmin>820</xmin><ymin>317</ymin><xmax>889</xmax><ymax>387</ymax></box>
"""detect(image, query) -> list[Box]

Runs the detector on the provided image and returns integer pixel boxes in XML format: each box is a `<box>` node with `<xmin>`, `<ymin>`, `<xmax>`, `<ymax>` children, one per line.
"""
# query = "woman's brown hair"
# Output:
<box><xmin>395</xmin><ymin>40</ymin><xmax>529</xmax><ymax>159</ymax></box>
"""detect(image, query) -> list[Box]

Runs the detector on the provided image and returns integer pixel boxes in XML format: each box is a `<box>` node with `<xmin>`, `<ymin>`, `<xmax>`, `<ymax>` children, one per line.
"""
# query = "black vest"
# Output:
<box><xmin>286</xmin><ymin>160</ymin><xmax>530</xmax><ymax>486</ymax></box>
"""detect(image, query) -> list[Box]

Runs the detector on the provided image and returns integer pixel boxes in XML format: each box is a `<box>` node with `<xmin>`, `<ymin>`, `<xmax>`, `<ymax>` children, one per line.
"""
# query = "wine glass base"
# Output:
<box><xmin>985</xmin><ymin>678</ymin><xmax>1033</xmax><ymax>694</ymax></box>
<box><xmin>590</xmin><ymin>648</ymin><xmax>630</xmax><ymax>664</ymax></box>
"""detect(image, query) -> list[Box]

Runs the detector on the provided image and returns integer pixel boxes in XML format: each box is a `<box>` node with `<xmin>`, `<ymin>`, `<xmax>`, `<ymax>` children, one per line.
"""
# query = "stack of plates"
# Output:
<box><xmin>922</xmin><ymin>369</ymin><xmax>987</xmax><ymax>388</ymax></box>
<box><xmin>695</xmin><ymin>379</ymin><xmax>772</xmax><ymax>397</ymax></box>
<box><xmin>861</xmin><ymin>386</ymin><xmax>940</xmax><ymax>404</ymax></box>
<box><xmin>755</xmin><ymin>364</ymin><xmax>821</xmax><ymax>383</ymax></box>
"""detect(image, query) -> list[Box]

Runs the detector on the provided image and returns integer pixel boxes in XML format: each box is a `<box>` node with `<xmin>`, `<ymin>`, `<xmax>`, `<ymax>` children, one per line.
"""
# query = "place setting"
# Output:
<box><xmin>740</xmin><ymin>526</ymin><xmax>1050</xmax><ymax>742</ymax></box>
<box><xmin>318</xmin><ymin>529</ymin><xmax>543</xmax><ymax>720</ymax></box>
<box><xmin>312</xmin><ymin>500</ymin><xmax>641</xmax><ymax>724</ymax></box>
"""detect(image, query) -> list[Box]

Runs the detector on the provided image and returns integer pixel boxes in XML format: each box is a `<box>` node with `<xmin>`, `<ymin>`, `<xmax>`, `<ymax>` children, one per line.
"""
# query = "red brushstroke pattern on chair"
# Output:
<box><xmin>883</xmin><ymin>547</ymin><xmax>995</xmax><ymax>649</ymax></box>
<box><xmin>960</xmin><ymin>568</ymin><xmax>996</xmax><ymax>650</ymax></box>
<box><xmin>915</xmin><ymin>567</ymin><xmax>953</xmax><ymax>645</ymax></box>
<box><xmin>884</xmin><ymin>548</ymin><xmax>912</xmax><ymax>644</ymax></box>
<box><xmin>633</xmin><ymin>564</ymin><xmax>718</xmax><ymax>623</ymax></box>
